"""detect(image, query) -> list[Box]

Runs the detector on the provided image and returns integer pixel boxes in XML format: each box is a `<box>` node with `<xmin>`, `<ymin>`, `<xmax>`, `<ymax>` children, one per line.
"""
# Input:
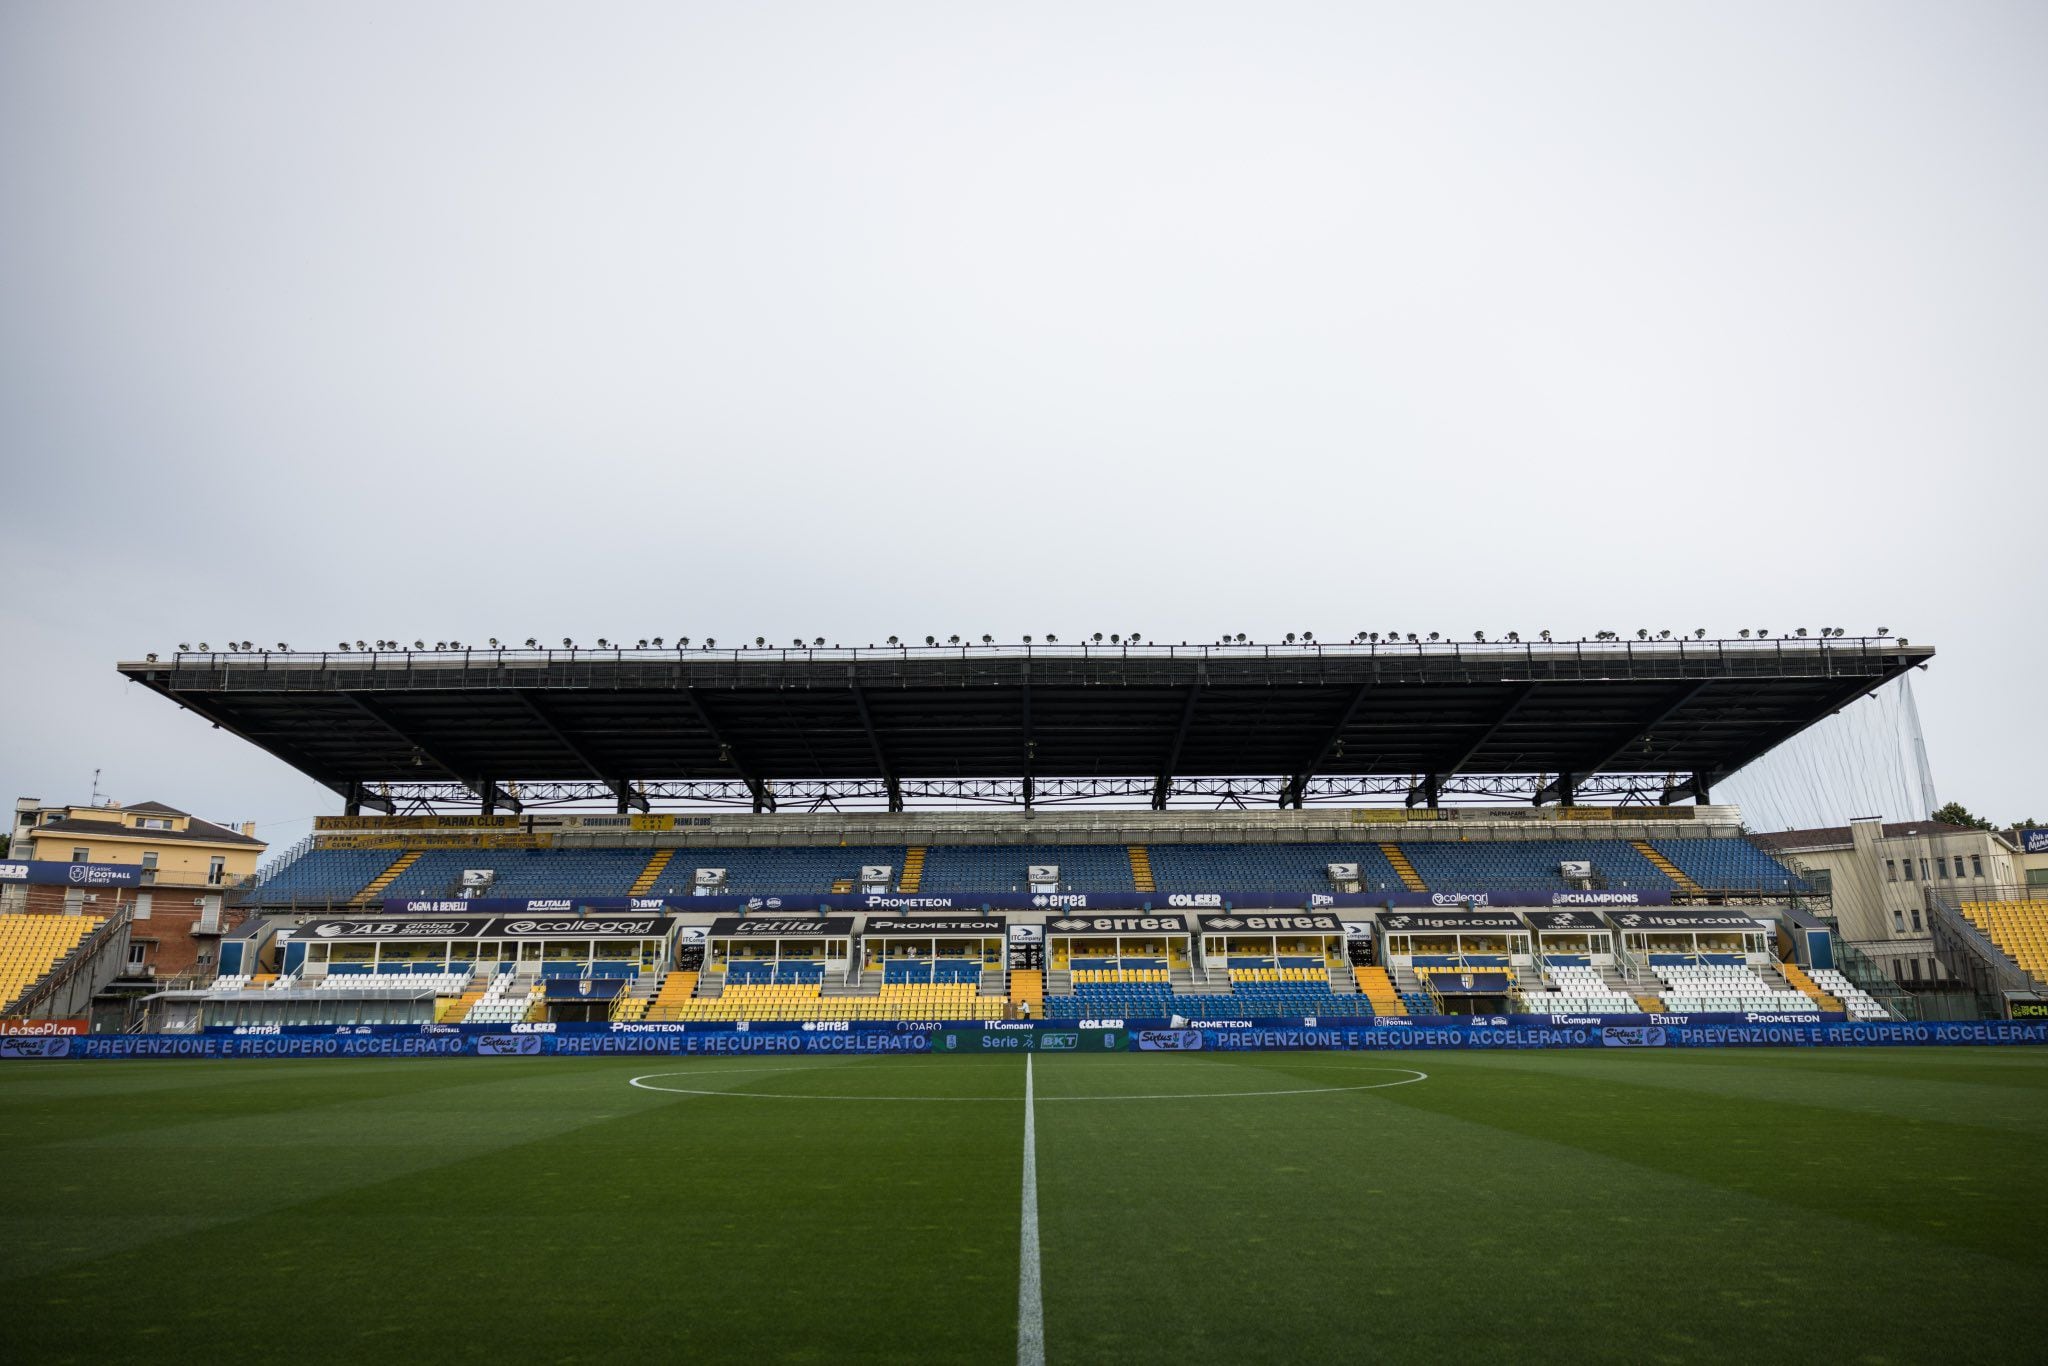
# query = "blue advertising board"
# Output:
<box><xmin>379</xmin><ymin>889</ymin><xmax>1676</xmax><ymax>917</ymax></box>
<box><xmin>8</xmin><ymin>1015</ymin><xmax>2046</xmax><ymax>1060</ymax></box>
<box><xmin>0</xmin><ymin>859</ymin><xmax>142</xmax><ymax>887</ymax></box>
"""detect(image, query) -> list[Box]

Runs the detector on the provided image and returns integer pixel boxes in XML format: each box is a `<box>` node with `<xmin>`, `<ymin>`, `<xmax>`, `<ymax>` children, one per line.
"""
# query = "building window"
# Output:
<box><xmin>1935</xmin><ymin>857</ymin><xmax>1948</xmax><ymax>880</ymax></box>
<box><xmin>1919</xmin><ymin>858</ymin><xmax>1931</xmax><ymax>881</ymax></box>
<box><xmin>71</xmin><ymin>846</ymin><xmax>90</xmax><ymax>863</ymax></box>
<box><xmin>1910</xmin><ymin>907</ymin><xmax>1922</xmax><ymax>932</ymax></box>
<box><xmin>1910</xmin><ymin>958</ymin><xmax>1922</xmax><ymax>981</ymax></box>
<box><xmin>1902</xmin><ymin>859</ymin><xmax>1915</xmax><ymax>882</ymax></box>
<box><xmin>136</xmin><ymin>817</ymin><xmax>172</xmax><ymax>830</ymax></box>
<box><xmin>64</xmin><ymin>888</ymin><xmax>85</xmax><ymax>914</ymax></box>
<box><xmin>140</xmin><ymin>850</ymin><xmax>159</xmax><ymax>884</ymax></box>
<box><xmin>1885</xmin><ymin>859</ymin><xmax>1897</xmax><ymax>881</ymax></box>
<box><xmin>1972</xmin><ymin>854</ymin><xmax>1984</xmax><ymax>878</ymax></box>
<box><xmin>207</xmin><ymin>856</ymin><xmax>225</xmax><ymax>886</ymax></box>
<box><xmin>127</xmin><ymin>943</ymin><xmax>147</xmax><ymax>968</ymax></box>
<box><xmin>2028</xmin><ymin>868</ymin><xmax>2048</xmax><ymax>888</ymax></box>
<box><xmin>133</xmin><ymin>892</ymin><xmax>152</xmax><ymax>921</ymax></box>
<box><xmin>1808</xmin><ymin>868</ymin><xmax>1832</xmax><ymax>894</ymax></box>
<box><xmin>1893</xmin><ymin>908</ymin><xmax>1906</xmax><ymax>932</ymax></box>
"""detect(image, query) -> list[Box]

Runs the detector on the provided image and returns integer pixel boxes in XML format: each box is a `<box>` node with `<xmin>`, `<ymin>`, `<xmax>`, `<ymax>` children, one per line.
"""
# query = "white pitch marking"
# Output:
<box><xmin>1018</xmin><ymin>1052</ymin><xmax>1045</xmax><ymax>1366</ymax></box>
<box><xmin>625</xmin><ymin>1065</ymin><xmax>1431</xmax><ymax>1103</ymax></box>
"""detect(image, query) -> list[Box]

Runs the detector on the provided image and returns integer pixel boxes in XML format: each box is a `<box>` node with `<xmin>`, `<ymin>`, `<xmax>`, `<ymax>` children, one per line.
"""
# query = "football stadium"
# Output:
<box><xmin>4</xmin><ymin>638</ymin><xmax>2047</xmax><ymax>1361</ymax></box>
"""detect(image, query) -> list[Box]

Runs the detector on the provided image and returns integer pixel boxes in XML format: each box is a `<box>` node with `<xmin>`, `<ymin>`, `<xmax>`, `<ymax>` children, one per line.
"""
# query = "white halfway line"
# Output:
<box><xmin>1018</xmin><ymin>1052</ymin><xmax>1045</xmax><ymax>1366</ymax></box>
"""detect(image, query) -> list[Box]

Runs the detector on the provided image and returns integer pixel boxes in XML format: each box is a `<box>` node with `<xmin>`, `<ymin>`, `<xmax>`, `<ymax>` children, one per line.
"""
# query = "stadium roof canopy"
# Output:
<box><xmin>116</xmin><ymin>639</ymin><xmax>1933</xmax><ymax>813</ymax></box>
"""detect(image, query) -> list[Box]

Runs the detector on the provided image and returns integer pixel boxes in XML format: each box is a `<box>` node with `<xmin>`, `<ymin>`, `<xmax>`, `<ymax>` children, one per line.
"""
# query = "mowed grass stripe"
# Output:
<box><xmin>0</xmin><ymin>1056</ymin><xmax>1026</xmax><ymax>1365</ymax></box>
<box><xmin>1373</xmin><ymin>1050</ymin><xmax>2048</xmax><ymax>1269</ymax></box>
<box><xmin>1031</xmin><ymin>1049</ymin><xmax>2048</xmax><ymax>1365</ymax></box>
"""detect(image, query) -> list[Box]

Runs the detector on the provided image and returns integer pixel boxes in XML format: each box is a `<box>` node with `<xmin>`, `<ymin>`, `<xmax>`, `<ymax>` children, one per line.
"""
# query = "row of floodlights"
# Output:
<box><xmin>152</xmin><ymin>626</ymin><xmax>1897</xmax><ymax>661</ymax></box>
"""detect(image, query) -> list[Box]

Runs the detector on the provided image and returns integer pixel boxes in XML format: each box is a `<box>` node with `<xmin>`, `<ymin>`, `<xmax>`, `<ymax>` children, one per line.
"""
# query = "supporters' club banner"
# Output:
<box><xmin>2018</xmin><ymin>828</ymin><xmax>2048</xmax><ymax>854</ymax></box>
<box><xmin>1041</xmin><ymin>914</ymin><xmax>1189</xmax><ymax>935</ymax></box>
<box><xmin>1524</xmin><ymin>910</ymin><xmax>1609</xmax><ymax>932</ymax></box>
<box><xmin>1377</xmin><ymin>910</ymin><xmax>1527</xmax><ymax>933</ymax></box>
<box><xmin>1606</xmin><ymin>910</ymin><xmax>1766</xmax><ymax>932</ymax></box>
<box><xmin>1196</xmin><ymin>912</ymin><xmax>1346</xmax><ymax>934</ymax></box>
<box><xmin>859</xmin><ymin>918</ymin><xmax>1006</xmax><ymax>936</ymax></box>
<box><xmin>0</xmin><ymin>860</ymin><xmax>142</xmax><ymax>887</ymax></box>
<box><xmin>706</xmin><ymin>917</ymin><xmax>856</xmax><ymax>938</ymax></box>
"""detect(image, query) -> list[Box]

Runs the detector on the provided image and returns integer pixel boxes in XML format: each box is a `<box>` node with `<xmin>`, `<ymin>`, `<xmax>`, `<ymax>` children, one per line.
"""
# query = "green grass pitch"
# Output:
<box><xmin>4</xmin><ymin>1048</ymin><xmax>2046</xmax><ymax>1364</ymax></box>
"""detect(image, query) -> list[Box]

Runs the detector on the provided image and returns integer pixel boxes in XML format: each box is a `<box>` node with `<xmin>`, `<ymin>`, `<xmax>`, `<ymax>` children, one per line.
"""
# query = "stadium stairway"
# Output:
<box><xmin>1631</xmin><ymin>841</ymin><xmax>1701</xmax><ymax>895</ymax></box>
<box><xmin>1380</xmin><ymin>844</ymin><xmax>1427</xmax><ymax>892</ymax></box>
<box><xmin>898</xmin><ymin>848</ymin><xmax>926</xmax><ymax>893</ymax></box>
<box><xmin>1127</xmin><ymin>846</ymin><xmax>1155</xmax><ymax>893</ymax></box>
<box><xmin>629</xmin><ymin>850</ymin><xmax>675</xmax><ymax>895</ymax></box>
<box><xmin>1009</xmin><ymin>970</ymin><xmax>1044</xmax><ymax>1015</ymax></box>
<box><xmin>438</xmin><ymin>975</ymin><xmax>491</xmax><ymax>1022</ymax></box>
<box><xmin>351</xmin><ymin>850</ymin><xmax>424</xmax><ymax>907</ymax></box>
<box><xmin>1778</xmin><ymin>961</ymin><xmax>1843</xmax><ymax>1013</ymax></box>
<box><xmin>1352</xmin><ymin>966</ymin><xmax>1405</xmax><ymax>1014</ymax></box>
<box><xmin>639</xmin><ymin>971</ymin><xmax>698</xmax><ymax>1020</ymax></box>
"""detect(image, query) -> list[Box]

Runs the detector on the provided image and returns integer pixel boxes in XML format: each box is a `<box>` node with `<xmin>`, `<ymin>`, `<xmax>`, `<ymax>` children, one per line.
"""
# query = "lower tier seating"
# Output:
<box><xmin>1651</xmin><ymin>963</ymin><xmax>1815</xmax><ymax>1013</ymax></box>
<box><xmin>1519</xmin><ymin>964</ymin><xmax>1637</xmax><ymax>1014</ymax></box>
<box><xmin>1808</xmin><ymin>967</ymin><xmax>1892</xmax><ymax>1020</ymax></box>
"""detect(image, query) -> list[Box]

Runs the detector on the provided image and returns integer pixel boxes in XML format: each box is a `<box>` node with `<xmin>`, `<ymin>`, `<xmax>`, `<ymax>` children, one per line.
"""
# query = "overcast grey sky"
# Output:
<box><xmin>3</xmin><ymin>1</ymin><xmax>2043</xmax><ymax>850</ymax></box>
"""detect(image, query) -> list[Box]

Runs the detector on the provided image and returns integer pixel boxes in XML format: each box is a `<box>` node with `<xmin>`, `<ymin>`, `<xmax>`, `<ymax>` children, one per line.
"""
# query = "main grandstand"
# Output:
<box><xmin>89</xmin><ymin>635</ymin><xmax>2014</xmax><ymax>1031</ymax></box>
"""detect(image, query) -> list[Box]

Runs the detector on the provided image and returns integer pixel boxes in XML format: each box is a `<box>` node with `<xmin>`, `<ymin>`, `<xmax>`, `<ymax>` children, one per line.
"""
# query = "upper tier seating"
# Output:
<box><xmin>383</xmin><ymin>849</ymin><xmax>651</xmax><ymax>898</ymax></box>
<box><xmin>249</xmin><ymin>833</ymin><xmax>1806</xmax><ymax>904</ymax></box>
<box><xmin>1651</xmin><ymin>963</ymin><xmax>1815</xmax><ymax>1013</ymax></box>
<box><xmin>918</xmin><ymin>845</ymin><xmax>1134</xmax><ymax>893</ymax></box>
<box><xmin>0</xmin><ymin>914</ymin><xmax>102</xmax><ymax>1009</ymax></box>
<box><xmin>647</xmin><ymin>846</ymin><xmax>910</xmax><ymax>896</ymax></box>
<box><xmin>1807</xmin><ymin>967</ymin><xmax>1891</xmax><ymax>1020</ymax></box>
<box><xmin>246</xmin><ymin>848</ymin><xmax>401</xmax><ymax>903</ymax></box>
<box><xmin>1399</xmin><ymin>840</ymin><xmax>1672</xmax><ymax>892</ymax></box>
<box><xmin>1650</xmin><ymin>838</ymin><xmax>1808</xmax><ymax>893</ymax></box>
<box><xmin>1146</xmin><ymin>843</ymin><xmax>1406</xmax><ymax>892</ymax></box>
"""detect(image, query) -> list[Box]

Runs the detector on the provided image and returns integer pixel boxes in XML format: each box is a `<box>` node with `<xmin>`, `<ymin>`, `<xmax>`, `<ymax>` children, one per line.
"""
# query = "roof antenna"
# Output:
<box><xmin>90</xmin><ymin>767</ymin><xmax>104</xmax><ymax>807</ymax></box>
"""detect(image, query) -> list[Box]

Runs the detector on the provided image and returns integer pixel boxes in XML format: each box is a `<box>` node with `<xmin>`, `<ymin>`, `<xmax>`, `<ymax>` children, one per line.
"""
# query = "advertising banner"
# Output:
<box><xmin>0</xmin><ymin>1018</ymin><xmax>90</xmax><ymax>1036</ymax></box>
<box><xmin>1377</xmin><ymin>910</ymin><xmax>1527</xmax><ymax>933</ymax></box>
<box><xmin>860</xmin><ymin>918</ymin><xmax>1006</xmax><ymax>936</ymax></box>
<box><xmin>1606</xmin><ymin>910</ymin><xmax>1767</xmax><ymax>932</ymax></box>
<box><xmin>1196</xmin><ymin>912</ymin><xmax>1346</xmax><ymax>934</ymax></box>
<box><xmin>1040</xmin><ymin>914</ymin><xmax>1189</xmax><ymax>935</ymax></box>
<box><xmin>1525</xmin><ymin>910</ymin><xmax>1610</xmax><ymax>933</ymax></box>
<box><xmin>0</xmin><ymin>860</ymin><xmax>142</xmax><ymax>887</ymax></box>
<box><xmin>9</xmin><ymin>1017</ymin><xmax>2046</xmax><ymax>1061</ymax></box>
<box><xmin>706</xmin><ymin>917</ymin><xmax>856</xmax><ymax>938</ymax></box>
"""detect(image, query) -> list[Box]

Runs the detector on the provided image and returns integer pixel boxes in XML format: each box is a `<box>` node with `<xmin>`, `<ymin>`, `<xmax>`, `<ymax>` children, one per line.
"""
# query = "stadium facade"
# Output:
<box><xmin>8</xmin><ymin>635</ymin><xmax>2048</xmax><ymax>1041</ymax></box>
